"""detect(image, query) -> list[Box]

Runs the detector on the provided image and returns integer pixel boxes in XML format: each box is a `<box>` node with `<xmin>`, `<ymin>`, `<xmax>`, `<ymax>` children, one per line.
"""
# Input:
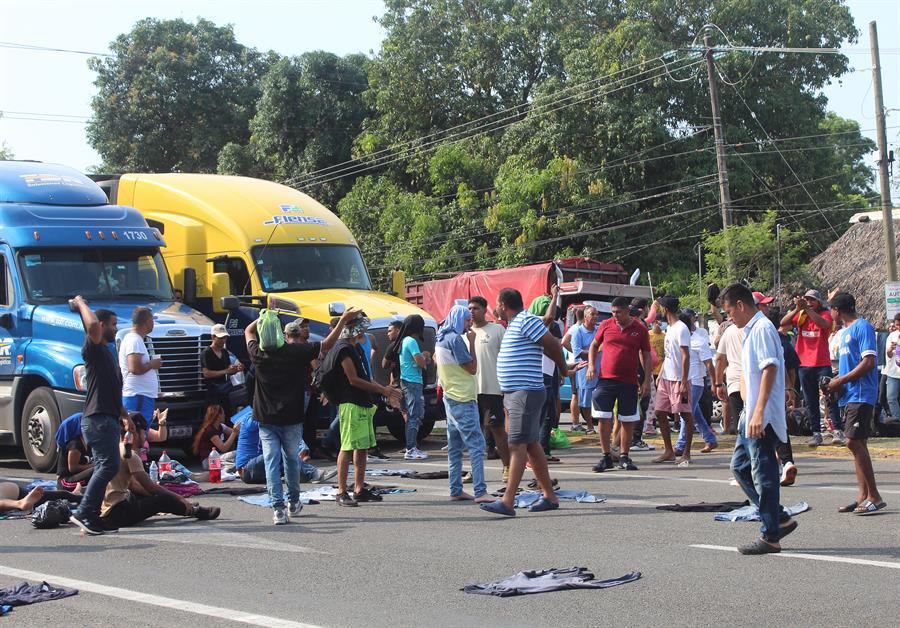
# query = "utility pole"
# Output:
<box><xmin>704</xmin><ymin>31</ymin><xmax>735</xmax><ymax>277</ymax></box>
<box><xmin>871</xmin><ymin>20</ymin><xmax>897</xmax><ymax>282</ymax></box>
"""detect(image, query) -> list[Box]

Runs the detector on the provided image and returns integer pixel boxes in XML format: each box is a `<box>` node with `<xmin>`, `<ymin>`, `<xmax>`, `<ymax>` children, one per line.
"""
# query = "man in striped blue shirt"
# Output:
<box><xmin>481</xmin><ymin>288</ymin><xmax>569</xmax><ymax>517</ymax></box>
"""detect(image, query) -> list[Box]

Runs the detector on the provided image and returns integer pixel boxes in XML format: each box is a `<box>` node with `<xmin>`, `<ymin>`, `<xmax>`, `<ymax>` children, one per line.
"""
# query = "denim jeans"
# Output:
<box><xmin>258</xmin><ymin>422</ymin><xmax>304</xmax><ymax>510</ymax></box>
<box><xmin>444</xmin><ymin>397</ymin><xmax>487</xmax><ymax>498</ymax></box>
<box><xmin>74</xmin><ymin>413</ymin><xmax>122</xmax><ymax>521</ymax></box>
<box><xmin>799</xmin><ymin>365</ymin><xmax>842</xmax><ymax>432</ymax></box>
<box><xmin>886</xmin><ymin>376</ymin><xmax>900</xmax><ymax>420</ymax></box>
<box><xmin>240</xmin><ymin>454</ymin><xmax>267</xmax><ymax>484</ymax></box>
<box><xmin>676</xmin><ymin>384</ymin><xmax>718</xmax><ymax>450</ymax></box>
<box><xmin>731</xmin><ymin>424</ymin><xmax>788</xmax><ymax>543</ymax></box>
<box><xmin>401</xmin><ymin>380</ymin><xmax>424</xmax><ymax>450</ymax></box>
<box><xmin>540</xmin><ymin>379</ymin><xmax>561</xmax><ymax>455</ymax></box>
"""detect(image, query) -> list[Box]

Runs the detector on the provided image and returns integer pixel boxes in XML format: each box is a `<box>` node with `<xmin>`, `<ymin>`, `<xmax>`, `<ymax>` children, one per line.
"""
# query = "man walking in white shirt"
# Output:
<box><xmin>119</xmin><ymin>306</ymin><xmax>162</xmax><ymax>419</ymax></box>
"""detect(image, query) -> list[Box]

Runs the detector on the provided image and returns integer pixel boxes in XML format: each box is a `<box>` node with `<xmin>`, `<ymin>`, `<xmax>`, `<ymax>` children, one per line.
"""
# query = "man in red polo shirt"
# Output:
<box><xmin>586</xmin><ymin>297</ymin><xmax>653</xmax><ymax>471</ymax></box>
<box><xmin>780</xmin><ymin>289</ymin><xmax>835</xmax><ymax>446</ymax></box>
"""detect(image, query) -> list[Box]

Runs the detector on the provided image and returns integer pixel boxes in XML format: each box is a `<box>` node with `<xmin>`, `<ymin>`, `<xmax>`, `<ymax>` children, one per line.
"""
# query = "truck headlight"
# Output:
<box><xmin>73</xmin><ymin>365</ymin><xmax>87</xmax><ymax>391</ymax></box>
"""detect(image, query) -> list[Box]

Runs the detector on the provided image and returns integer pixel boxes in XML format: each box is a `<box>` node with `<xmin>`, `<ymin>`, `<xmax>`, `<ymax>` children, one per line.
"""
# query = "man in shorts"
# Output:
<box><xmin>587</xmin><ymin>297</ymin><xmax>652</xmax><ymax>472</ymax></box>
<box><xmin>825</xmin><ymin>292</ymin><xmax>885</xmax><ymax>515</ymax></box>
<box><xmin>564</xmin><ymin>305</ymin><xmax>600</xmax><ymax>434</ymax></box>
<box><xmin>652</xmin><ymin>295</ymin><xmax>695</xmax><ymax>466</ymax></box>
<box><xmin>468</xmin><ymin>296</ymin><xmax>510</xmax><ymax>477</ymax></box>
<box><xmin>480</xmin><ymin>288</ymin><xmax>569</xmax><ymax>517</ymax></box>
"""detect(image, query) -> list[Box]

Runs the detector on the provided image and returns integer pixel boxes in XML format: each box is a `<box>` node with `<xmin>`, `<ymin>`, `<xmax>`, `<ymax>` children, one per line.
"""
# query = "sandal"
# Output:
<box><xmin>838</xmin><ymin>502</ymin><xmax>858</xmax><ymax>513</ymax></box>
<box><xmin>779</xmin><ymin>519</ymin><xmax>798</xmax><ymax>540</ymax></box>
<box><xmin>738</xmin><ymin>538</ymin><xmax>781</xmax><ymax>555</ymax></box>
<box><xmin>853</xmin><ymin>500</ymin><xmax>887</xmax><ymax>516</ymax></box>
<box><xmin>479</xmin><ymin>500</ymin><xmax>516</xmax><ymax>517</ymax></box>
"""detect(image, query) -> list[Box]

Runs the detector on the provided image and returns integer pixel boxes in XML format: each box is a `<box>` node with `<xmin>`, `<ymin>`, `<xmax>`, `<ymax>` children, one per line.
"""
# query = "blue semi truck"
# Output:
<box><xmin>0</xmin><ymin>161</ymin><xmax>215</xmax><ymax>472</ymax></box>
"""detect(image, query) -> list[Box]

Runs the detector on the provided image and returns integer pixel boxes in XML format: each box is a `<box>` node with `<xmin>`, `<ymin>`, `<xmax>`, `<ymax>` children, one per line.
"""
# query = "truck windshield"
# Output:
<box><xmin>251</xmin><ymin>244</ymin><xmax>372</xmax><ymax>292</ymax></box>
<box><xmin>18</xmin><ymin>248</ymin><xmax>174</xmax><ymax>303</ymax></box>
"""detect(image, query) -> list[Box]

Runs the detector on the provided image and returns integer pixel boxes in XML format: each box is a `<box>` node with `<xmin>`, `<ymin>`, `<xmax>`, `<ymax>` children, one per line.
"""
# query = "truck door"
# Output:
<box><xmin>0</xmin><ymin>248</ymin><xmax>22</xmax><ymax>409</ymax></box>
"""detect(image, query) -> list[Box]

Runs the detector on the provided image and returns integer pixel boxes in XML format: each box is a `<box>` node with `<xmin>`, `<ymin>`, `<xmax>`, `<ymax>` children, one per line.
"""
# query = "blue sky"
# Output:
<box><xmin>1</xmin><ymin>0</ymin><xmax>897</xmax><ymax>196</ymax></box>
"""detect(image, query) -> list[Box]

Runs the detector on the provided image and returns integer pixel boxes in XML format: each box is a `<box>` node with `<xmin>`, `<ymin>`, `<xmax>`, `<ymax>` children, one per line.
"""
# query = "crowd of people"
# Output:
<box><xmin>3</xmin><ymin>278</ymin><xmax>889</xmax><ymax>556</ymax></box>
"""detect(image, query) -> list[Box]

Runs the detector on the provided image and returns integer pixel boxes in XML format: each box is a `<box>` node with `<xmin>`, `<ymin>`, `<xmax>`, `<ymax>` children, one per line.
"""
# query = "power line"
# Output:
<box><xmin>0</xmin><ymin>41</ymin><xmax>112</xmax><ymax>57</ymax></box>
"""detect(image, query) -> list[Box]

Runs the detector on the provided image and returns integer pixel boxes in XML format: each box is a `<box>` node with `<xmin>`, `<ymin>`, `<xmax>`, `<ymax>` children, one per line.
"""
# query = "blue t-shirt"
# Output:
<box><xmin>497</xmin><ymin>310</ymin><xmax>548</xmax><ymax>392</ymax></box>
<box><xmin>232</xmin><ymin>406</ymin><xmax>262</xmax><ymax>470</ymax></box>
<box><xmin>358</xmin><ymin>334</ymin><xmax>373</xmax><ymax>377</ymax></box>
<box><xmin>838</xmin><ymin>317</ymin><xmax>878</xmax><ymax>406</ymax></box>
<box><xmin>400</xmin><ymin>336</ymin><xmax>424</xmax><ymax>384</ymax></box>
<box><xmin>572</xmin><ymin>324</ymin><xmax>601</xmax><ymax>389</ymax></box>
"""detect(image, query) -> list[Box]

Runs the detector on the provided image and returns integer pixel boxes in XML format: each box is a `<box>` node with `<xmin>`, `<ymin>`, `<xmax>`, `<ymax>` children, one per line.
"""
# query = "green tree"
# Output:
<box><xmin>702</xmin><ymin>210</ymin><xmax>808</xmax><ymax>290</ymax></box>
<box><xmin>0</xmin><ymin>141</ymin><xmax>13</xmax><ymax>160</ymax></box>
<box><xmin>245</xmin><ymin>52</ymin><xmax>370</xmax><ymax>208</ymax></box>
<box><xmin>87</xmin><ymin>18</ymin><xmax>270</xmax><ymax>173</ymax></box>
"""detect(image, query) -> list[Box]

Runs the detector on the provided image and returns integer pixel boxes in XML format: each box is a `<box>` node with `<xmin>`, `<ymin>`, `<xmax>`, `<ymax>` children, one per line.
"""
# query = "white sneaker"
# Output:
<box><xmin>404</xmin><ymin>449</ymin><xmax>418</xmax><ymax>460</ymax></box>
<box><xmin>729</xmin><ymin>477</ymin><xmax>740</xmax><ymax>486</ymax></box>
<box><xmin>288</xmin><ymin>501</ymin><xmax>303</xmax><ymax>517</ymax></box>
<box><xmin>311</xmin><ymin>467</ymin><xmax>338</xmax><ymax>484</ymax></box>
<box><xmin>832</xmin><ymin>430</ymin><xmax>846</xmax><ymax>446</ymax></box>
<box><xmin>585</xmin><ymin>428</ymin><xmax>596</xmax><ymax>435</ymax></box>
<box><xmin>414</xmin><ymin>448</ymin><xmax>429</xmax><ymax>460</ymax></box>
<box><xmin>780</xmin><ymin>462</ymin><xmax>798</xmax><ymax>486</ymax></box>
<box><xmin>273</xmin><ymin>508</ymin><xmax>289</xmax><ymax>525</ymax></box>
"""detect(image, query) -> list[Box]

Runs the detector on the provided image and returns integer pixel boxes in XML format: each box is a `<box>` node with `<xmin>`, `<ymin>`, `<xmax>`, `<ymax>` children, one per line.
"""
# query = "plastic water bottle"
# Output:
<box><xmin>158</xmin><ymin>450</ymin><xmax>172</xmax><ymax>475</ymax></box>
<box><xmin>208</xmin><ymin>449</ymin><xmax>221</xmax><ymax>484</ymax></box>
<box><xmin>149</xmin><ymin>461</ymin><xmax>160</xmax><ymax>483</ymax></box>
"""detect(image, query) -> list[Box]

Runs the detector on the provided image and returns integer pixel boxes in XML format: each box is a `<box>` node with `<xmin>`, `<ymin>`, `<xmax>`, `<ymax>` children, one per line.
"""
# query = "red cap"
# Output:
<box><xmin>752</xmin><ymin>291</ymin><xmax>774</xmax><ymax>305</ymax></box>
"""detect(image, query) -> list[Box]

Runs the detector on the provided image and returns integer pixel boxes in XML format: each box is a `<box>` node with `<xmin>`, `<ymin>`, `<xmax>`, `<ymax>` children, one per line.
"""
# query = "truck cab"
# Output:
<box><xmin>92</xmin><ymin>173</ymin><xmax>442</xmax><ymax>443</ymax></box>
<box><xmin>0</xmin><ymin>162</ymin><xmax>214</xmax><ymax>471</ymax></box>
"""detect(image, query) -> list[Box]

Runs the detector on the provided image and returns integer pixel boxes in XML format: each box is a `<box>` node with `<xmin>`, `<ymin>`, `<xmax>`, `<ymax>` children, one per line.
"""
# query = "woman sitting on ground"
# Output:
<box><xmin>55</xmin><ymin>412</ymin><xmax>93</xmax><ymax>492</ymax></box>
<box><xmin>192</xmin><ymin>404</ymin><xmax>241</xmax><ymax>467</ymax></box>
<box><xmin>99</xmin><ymin>414</ymin><xmax>219</xmax><ymax>529</ymax></box>
<box><xmin>0</xmin><ymin>482</ymin><xmax>81</xmax><ymax>514</ymax></box>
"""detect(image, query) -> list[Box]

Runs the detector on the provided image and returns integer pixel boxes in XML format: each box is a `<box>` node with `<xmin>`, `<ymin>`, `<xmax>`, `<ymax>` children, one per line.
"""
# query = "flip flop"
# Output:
<box><xmin>479</xmin><ymin>500</ymin><xmax>516</xmax><ymax>517</ymax></box>
<box><xmin>528</xmin><ymin>497</ymin><xmax>560</xmax><ymax>513</ymax></box>
<box><xmin>853</xmin><ymin>500</ymin><xmax>887</xmax><ymax>516</ymax></box>
<box><xmin>778</xmin><ymin>519</ymin><xmax>798</xmax><ymax>540</ymax></box>
<box><xmin>838</xmin><ymin>502</ymin><xmax>858</xmax><ymax>513</ymax></box>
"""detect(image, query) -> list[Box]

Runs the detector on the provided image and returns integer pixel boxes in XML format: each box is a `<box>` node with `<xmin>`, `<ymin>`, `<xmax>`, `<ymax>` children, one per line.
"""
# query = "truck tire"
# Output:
<box><xmin>21</xmin><ymin>387</ymin><xmax>62</xmax><ymax>473</ymax></box>
<box><xmin>385</xmin><ymin>414</ymin><xmax>435</xmax><ymax>444</ymax></box>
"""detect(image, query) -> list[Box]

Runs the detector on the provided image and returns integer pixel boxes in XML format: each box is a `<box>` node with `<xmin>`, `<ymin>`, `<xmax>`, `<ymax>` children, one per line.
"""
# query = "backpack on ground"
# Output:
<box><xmin>256</xmin><ymin>309</ymin><xmax>284</xmax><ymax>352</ymax></box>
<box><xmin>31</xmin><ymin>500</ymin><xmax>72</xmax><ymax>529</ymax></box>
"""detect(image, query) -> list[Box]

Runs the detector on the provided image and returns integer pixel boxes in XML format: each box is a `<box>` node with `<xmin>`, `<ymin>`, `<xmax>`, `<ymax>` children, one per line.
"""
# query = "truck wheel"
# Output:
<box><xmin>385</xmin><ymin>413</ymin><xmax>405</xmax><ymax>443</ymax></box>
<box><xmin>21</xmin><ymin>387</ymin><xmax>62</xmax><ymax>473</ymax></box>
<box><xmin>417</xmin><ymin>417</ymin><xmax>435</xmax><ymax>441</ymax></box>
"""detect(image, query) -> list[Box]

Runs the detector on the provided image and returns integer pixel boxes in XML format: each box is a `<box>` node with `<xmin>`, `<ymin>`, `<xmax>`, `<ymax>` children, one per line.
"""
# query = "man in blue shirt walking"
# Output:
<box><xmin>825</xmin><ymin>292</ymin><xmax>885</xmax><ymax>515</ymax></box>
<box><xmin>720</xmin><ymin>284</ymin><xmax>798</xmax><ymax>554</ymax></box>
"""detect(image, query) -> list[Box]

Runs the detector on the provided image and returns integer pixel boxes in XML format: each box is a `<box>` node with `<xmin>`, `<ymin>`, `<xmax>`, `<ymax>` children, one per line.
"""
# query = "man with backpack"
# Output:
<box><xmin>319</xmin><ymin>314</ymin><xmax>402</xmax><ymax>506</ymax></box>
<box><xmin>245</xmin><ymin>306</ymin><xmax>359</xmax><ymax>525</ymax></box>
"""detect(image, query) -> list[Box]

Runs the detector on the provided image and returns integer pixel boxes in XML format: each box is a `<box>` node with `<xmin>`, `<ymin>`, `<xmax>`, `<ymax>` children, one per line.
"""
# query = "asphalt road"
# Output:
<box><xmin>1</xmin><ymin>430</ymin><xmax>899</xmax><ymax>627</ymax></box>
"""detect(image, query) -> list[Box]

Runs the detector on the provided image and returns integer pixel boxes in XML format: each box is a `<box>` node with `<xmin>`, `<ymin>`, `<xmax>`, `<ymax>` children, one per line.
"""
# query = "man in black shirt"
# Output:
<box><xmin>69</xmin><ymin>295</ymin><xmax>132</xmax><ymax>535</ymax></box>
<box><xmin>202</xmin><ymin>323</ymin><xmax>243</xmax><ymax>415</ymax></box>
<box><xmin>323</xmin><ymin>316</ymin><xmax>402</xmax><ymax>506</ymax></box>
<box><xmin>245</xmin><ymin>307</ymin><xmax>358</xmax><ymax>525</ymax></box>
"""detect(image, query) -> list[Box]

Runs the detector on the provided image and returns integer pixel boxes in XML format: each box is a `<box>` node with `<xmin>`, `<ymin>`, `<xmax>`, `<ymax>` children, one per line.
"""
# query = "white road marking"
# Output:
<box><xmin>690</xmin><ymin>544</ymin><xmax>900</xmax><ymax>570</ymax></box>
<box><xmin>116</xmin><ymin>520</ymin><xmax>326</xmax><ymax>554</ymax></box>
<box><xmin>0</xmin><ymin>564</ymin><xmax>320</xmax><ymax>627</ymax></box>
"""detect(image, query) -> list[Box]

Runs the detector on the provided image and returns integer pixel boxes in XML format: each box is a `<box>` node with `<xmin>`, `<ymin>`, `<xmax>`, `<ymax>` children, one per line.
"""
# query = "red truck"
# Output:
<box><xmin>405</xmin><ymin>257</ymin><xmax>651</xmax><ymax>322</ymax></box>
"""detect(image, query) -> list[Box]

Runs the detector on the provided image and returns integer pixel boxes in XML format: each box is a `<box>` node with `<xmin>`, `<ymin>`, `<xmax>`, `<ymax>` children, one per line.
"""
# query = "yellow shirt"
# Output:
<box><xmin>649</xmin><ymin>329</ymin><xmax>665</xmax><ymax>376</ymax></box>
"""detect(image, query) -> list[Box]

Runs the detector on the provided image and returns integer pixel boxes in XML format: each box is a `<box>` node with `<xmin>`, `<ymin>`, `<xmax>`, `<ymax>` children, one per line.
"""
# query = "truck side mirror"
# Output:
<box><xmin>220</xmin><ymin>296</ymin><xmax>240</xmax><ymax>311</ymax></box>
<box><xmin>268</xmin><ymin>295</ymin><xmax>300</xmax><ymax>314</ymax></box>
<box><xmin>390</xmin><ymin>269</ymin><xmax>406</xmax><ymax>297</ymax></box>
<box><xmin>183</xmin><ymin>267</ymin><xmax>197</xmax><ymax>305</ymax></box>
<box><xmin>212</xmin><ymin>273</ymin><xmax>231</xmax><ymax>314</ymax></box>
<box><xmin>328</xmin><ymin>302</ymin><xmax>346</xmax><ymax>317</ymax></box>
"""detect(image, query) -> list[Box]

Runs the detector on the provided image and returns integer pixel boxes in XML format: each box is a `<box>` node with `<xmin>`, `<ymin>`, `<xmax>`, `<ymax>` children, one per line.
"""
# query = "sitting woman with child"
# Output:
<box><xmin>192</xmin><ymin>404</ymin><xmax>240</xmax><ymax>468</ymax></box>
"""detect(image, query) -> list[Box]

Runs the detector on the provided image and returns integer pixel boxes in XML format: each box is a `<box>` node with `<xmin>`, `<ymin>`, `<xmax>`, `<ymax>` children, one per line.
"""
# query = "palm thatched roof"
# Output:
<box><xmin>808</xmin><ymin>218</ymin><xmax>900</xmax><ymax>329</ymax></box>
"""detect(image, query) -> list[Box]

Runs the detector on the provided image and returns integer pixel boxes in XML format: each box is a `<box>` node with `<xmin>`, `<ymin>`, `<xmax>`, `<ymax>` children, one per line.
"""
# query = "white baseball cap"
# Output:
<box><xmin>211</xmin><ymin>324</ymin><xmax>229</xmax><ymax>338</ymax></box>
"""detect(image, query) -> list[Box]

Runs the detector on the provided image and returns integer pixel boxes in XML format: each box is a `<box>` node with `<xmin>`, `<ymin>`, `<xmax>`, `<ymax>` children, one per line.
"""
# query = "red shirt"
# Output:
<box><xmin>792</xmin><ymin>309</ymin><xmax>833</xmax><ymax>367</ymax></box>
<box><xmin>593</xmin><ymin>317</ymin><xmax>651</xmax><ymax>385</ymax></box>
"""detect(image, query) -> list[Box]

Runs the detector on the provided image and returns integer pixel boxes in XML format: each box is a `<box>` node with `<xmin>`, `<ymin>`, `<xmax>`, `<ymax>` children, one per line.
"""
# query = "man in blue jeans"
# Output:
<box><xmin>245</xmin><ymin>309</ymin><xmax>357</xmax><ymax>525</ymax></box>
<box><xmin>434</xmin><ymin>305</ymin><xmax>490</xmax><ymax>502</ymax></box>
<box><xmin>720</xmin><ymin>284</ymin><xmax>798</xmax><ymax>554</ymax></box>
<box><xmin>69</xmin><ymin>295</ymin><xmax>133</xmax><ymax>535</ymax></box>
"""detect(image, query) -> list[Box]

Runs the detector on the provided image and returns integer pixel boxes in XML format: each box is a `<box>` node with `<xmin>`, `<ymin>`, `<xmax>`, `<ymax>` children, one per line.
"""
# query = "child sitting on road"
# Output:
<box><xmin>192</xmin><ymin>404</ymin><xmax>240</xmax><ymax>468</ymax></box>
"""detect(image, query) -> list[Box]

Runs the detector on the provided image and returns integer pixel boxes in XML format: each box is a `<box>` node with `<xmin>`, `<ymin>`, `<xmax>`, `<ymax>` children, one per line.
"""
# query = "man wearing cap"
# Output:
<box><xmin>202</xmin><ymin>323</ymin><xmax>244</xmax><ymax>417</ymax></box>
<box><xmin>780</xmin><ymin>290</ymin><xmax>836</xmax><ymax>446</ymax></box>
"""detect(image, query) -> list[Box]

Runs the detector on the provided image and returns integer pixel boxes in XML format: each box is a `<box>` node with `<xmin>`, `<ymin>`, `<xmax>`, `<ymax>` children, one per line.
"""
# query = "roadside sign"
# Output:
<box><xmin>886</xmin><ymin>282</ymin><xmax>900</xmax><ymax>319</ymax></box>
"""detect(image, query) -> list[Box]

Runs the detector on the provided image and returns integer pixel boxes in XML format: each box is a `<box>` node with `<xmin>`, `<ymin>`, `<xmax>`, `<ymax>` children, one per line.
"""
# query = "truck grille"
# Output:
<box><xmin>368</xmin><ymin>327</ymin><xmax>436</xmax><ymax>387</ymax></box>
<box><xmin>145</xmin><ymin>334</ymin><xmax>210</xmax><ymax>395</ymax></box>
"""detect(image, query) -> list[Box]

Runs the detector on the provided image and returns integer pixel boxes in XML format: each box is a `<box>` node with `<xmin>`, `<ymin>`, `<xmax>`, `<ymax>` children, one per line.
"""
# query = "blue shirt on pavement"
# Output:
<box><xmin>838</xmin><ymin>317</ymin><xmax>878</xmax><ymax>406</ymax></box>
<box><xmin>740</xmin><ymin>310</ymin><xmax>787</xmax><ymax>443</ymax></box>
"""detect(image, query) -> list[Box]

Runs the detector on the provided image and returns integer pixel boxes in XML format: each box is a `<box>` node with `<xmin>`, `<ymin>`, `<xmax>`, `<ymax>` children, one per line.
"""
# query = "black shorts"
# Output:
<box><xmin>842</xmin><ymin>403</ymin><xmax>873</xmax><ymax>440</ymax></box>
<box><xmin>478</xmin><ymin>394</ymin><xmax>505</xmax><ymax>428</ymax></box>
<box><xmin>591</xmin><ymin>379</ymin><xmax>639</xmax><ymax>422</ymax></box>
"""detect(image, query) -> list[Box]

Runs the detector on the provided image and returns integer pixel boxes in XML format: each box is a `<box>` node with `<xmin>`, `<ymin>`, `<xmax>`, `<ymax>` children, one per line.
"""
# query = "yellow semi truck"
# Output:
<box><xmin>92</xmin><ymin>173</ymin><xmax>441</xmax><ymax>442</ymax></box>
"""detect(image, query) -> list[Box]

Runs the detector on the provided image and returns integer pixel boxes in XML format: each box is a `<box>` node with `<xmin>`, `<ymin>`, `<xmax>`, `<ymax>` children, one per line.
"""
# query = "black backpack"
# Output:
<box><xmin>31</xmin><ymin>500</ymin><xmax>72</xmax><ymax>529</ymax></box>
<box><xmin>311</xmin><ymin>358</ymin><xmax>342</xmax><ymax>402</ymax></box>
